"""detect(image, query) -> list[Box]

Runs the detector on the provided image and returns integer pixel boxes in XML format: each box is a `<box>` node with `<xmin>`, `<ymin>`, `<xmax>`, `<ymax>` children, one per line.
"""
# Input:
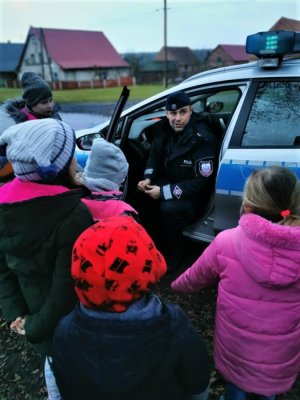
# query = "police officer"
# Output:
<box><xmin>137</xmin><ymin>91</ymin><xmax>218</xmax><ymax>271</ymax></box>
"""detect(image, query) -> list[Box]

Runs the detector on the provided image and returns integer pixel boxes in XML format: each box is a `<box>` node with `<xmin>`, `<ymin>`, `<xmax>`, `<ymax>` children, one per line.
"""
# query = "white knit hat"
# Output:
<box><xmin>83</xmin><ymin>138</ymin><xmax>128</xmax><ymax>191</ymax></box>
<box><xmin>0</xmin><ymin>118</ymin><xmax>75</xmax><ymax>182</ymax></box>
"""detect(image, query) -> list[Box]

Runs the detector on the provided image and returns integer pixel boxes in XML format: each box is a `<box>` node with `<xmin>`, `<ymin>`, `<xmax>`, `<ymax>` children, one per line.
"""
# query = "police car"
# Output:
<box><xmin>76</xmin><ymin>30</ymin><xmax>300</xmax><ymax>243</ymax></box>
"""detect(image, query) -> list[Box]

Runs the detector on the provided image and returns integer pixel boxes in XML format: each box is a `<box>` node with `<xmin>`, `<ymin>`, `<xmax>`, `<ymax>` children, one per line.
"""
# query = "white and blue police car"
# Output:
<box><xmin>75</xmin><ymin>30</ymin><xmax>300</xmax><ymax>243</ymax></box>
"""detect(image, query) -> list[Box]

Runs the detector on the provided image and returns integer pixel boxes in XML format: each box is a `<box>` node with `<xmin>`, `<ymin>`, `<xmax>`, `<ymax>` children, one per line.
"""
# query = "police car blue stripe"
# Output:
<box><xmin>216</xmin><ymin>160</ymin><xmax>300</xmax><ymax>195</ymax></box>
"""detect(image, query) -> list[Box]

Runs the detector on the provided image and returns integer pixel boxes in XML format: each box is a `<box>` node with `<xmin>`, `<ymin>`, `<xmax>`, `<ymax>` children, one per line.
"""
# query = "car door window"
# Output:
<box><xmin>242</xmin><ymin>81</ymin><xmax>300</xmax><ymax>147</ymax></box>
<box><xmin>127</xmin><ymin>88</ymin><xmax>241</xmax><ymax>146</ymax></box>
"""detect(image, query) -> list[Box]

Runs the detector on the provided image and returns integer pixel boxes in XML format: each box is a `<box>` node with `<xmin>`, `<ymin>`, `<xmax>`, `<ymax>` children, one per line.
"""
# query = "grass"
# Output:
<box><xmin>0</xmin><ymin>85</ymin><xmax>167</xmax><ymax>104</ymax></box>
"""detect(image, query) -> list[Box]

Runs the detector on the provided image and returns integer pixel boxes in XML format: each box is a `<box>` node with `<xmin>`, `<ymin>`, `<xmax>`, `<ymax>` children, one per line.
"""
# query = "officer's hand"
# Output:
<box><xmin>137</xmin><ymin>178</ymin><xmax>151</xmax><ymax>192</ymax></box>
<box><xmin>145</xmin><ymin>185</ymin><xmax>161</xmax><ymax>200</ymax></box>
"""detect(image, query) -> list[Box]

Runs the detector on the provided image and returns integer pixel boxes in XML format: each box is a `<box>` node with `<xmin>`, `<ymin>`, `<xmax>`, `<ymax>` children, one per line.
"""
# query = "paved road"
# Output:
<box><xmin>60</xmin><ymin>112</ymin><xmax>107</xmax><ymax>130</ymax></box>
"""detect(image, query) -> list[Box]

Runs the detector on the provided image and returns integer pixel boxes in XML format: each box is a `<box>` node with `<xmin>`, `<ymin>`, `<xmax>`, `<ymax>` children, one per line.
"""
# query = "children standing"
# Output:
<box><xmin>52</xmin><ymin>215</ymin><xmax>211</xmax><ymax>400</ymax></box>
<box><xmin>171</xmin><ymin>166</ymin><xmax>300</xmax><ymax>400</ymax></box>
<box><xmin>77</xmin><ymin>137</ymin><xmax>137</xmax><ymax>220</ymax></box>
<box><xmin>0</xmin><ymin>118</ymin><xmax>93</xmax><ymax>397</ymax></box>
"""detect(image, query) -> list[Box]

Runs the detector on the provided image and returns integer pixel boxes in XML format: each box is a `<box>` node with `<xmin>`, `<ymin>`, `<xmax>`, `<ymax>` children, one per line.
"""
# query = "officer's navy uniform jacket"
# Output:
<box><xmin>144</xmin><ymin>112</ymin><xmax>218</xmax><ymax>206</ymax></box>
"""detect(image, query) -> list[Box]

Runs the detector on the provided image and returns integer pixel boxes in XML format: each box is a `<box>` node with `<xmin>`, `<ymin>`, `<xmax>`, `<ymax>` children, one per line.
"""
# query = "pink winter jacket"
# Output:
<box><xmin>171</xmin><ymin>213</ymin><xmax>300</xmax><ymax>396</ymax></box>
<box><xmin>81</xmin><ymin>191</ymin><xmax>137</xmax><ymax>221</ymax></box>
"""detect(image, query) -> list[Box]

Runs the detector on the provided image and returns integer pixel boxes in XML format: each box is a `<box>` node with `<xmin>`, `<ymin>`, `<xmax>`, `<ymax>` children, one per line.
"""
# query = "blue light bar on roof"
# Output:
<box><xmin>246</xmin><ymin>30</ymin><xmax>300</xmax><ymax>57</ymax></box>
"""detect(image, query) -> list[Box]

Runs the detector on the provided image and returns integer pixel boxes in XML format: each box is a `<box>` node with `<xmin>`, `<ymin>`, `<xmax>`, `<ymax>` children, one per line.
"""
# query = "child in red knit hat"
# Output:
<box><xmin>52</xmin><ymin>215</ymin><xmax>211</xmax><ymax>400</ymax></box>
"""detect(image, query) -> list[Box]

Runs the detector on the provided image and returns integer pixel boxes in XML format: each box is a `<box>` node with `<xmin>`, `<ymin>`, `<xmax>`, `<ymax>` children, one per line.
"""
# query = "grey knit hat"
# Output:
<box><xmin>0</xmin><ymin>119</ymin><xmax>75</xmax><ymax>182</ymax></box>
<box><xmin>22</xmin><ymin>72</ymin><xmax>52</xmax><ymax>107</ymax></box>
<box><xmin>83</xmin><ymin>138</ymin><xmax>128</xmax><ymax>191</ymax></box>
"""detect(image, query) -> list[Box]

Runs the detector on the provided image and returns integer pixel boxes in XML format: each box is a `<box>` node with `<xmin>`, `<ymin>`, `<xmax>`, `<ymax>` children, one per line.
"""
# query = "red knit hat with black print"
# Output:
<box><xmin>72</xmin><ymin>215</ymin><xmax>167</xmax><ymax>312</ymax></box>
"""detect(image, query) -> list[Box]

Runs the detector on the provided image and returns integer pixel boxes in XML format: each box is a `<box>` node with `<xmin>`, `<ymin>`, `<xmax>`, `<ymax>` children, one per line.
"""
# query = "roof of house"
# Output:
<box><xmin>0</xmin><ymin>43</ymin><xmax>24</xmax><ymax>72</ymax></box>
<box><xmin>155</xmin><ymin>46</ymin><xmax>199</xmax><ymax>65</ymax></box>
<box><xmin>270</xmin><ymin>17</ymin><xmax>300</xmax><ymax>32</ymax></box>
<box><xmin>215</xmin><ymin>44</ymin><xmax>251</xmax><ymax>62</ymax></box>
<box><xmin>28</xmin><ymin>27</ymin><xmax>129</xmax><ymax>69</ymax></box>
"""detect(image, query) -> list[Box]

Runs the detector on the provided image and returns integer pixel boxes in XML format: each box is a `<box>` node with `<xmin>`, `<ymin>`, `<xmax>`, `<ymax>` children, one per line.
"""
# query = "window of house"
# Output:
<box><xmin>30</xmin><ymin>53</ymin><xmax>36</xmax><ymax>64</ymax></box>
<box><xmin>241</xmin><ymin>81</ymin><xmax>300</xmax><ymax>147</ymax></box>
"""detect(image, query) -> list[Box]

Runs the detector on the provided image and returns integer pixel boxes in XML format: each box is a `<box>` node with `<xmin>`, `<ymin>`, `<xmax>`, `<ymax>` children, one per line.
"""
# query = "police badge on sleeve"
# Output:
<box><xmin>199</xmin><ymin>160</ymin><xmax>213</xmax><ymax>177</ymax></box>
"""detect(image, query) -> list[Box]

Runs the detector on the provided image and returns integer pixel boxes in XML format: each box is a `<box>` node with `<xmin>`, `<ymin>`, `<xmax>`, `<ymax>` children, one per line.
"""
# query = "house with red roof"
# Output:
<box><xmin>155</xmin><ymin>46</ymin><xmax>200</xmax><ymax>79</ymax></box>
<box><xmin>270</xmin><ymin>17</ymin><xmax>300</xmax><ymax>32</ymax></box>
<box><xmin>18</xmin><ymin>27</ymin><xmax>133</xmax><ymax>89</ymax></box>
<box><xmin>206</xmin><ymin>44</ymin><xmax>252</xmax><ymax>70</ymax></box>
<box><xmin>206</xmin><ymin>16</ymin><xmax>300</xmax><ymax>70</ymax></box>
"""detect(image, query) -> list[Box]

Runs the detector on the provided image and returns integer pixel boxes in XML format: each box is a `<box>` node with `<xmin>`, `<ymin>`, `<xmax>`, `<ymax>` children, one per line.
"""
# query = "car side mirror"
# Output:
<box><xmin>76</xmin><ymin>133</ymin><xmax>103</xmax><ymax>150</ymax></box>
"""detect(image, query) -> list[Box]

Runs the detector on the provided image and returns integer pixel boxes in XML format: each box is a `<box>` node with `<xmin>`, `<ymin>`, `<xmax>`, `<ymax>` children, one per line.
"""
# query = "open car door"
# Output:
<box><xmin>106</xmin><ymin>86</ymin><xmax>130</xmax><ymax>142</ymax></box>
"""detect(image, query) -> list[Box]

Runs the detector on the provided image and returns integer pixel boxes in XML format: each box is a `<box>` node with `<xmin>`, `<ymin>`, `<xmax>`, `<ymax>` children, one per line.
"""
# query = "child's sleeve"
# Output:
<box><xmin>171</xmin><ymin>236</ymin><xmax>221</xmax><ymax>293</ymax></box>
<box><xmin>0</xmin><ymin>253</ymin><xmax>28</xmax><ymax>322</ymax></box>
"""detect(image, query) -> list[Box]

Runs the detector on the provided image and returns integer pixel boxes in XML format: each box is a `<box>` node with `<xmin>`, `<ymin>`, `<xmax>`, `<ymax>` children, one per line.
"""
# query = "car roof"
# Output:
<box><xmin>183</xmin><ymin>58</ymin><xmax>300</xmax><ymax>83</ymax></box>
<box><xmin>124</xmin><ymin>57</ymin><xmax>300</xmax><ymax>111</ymax></box>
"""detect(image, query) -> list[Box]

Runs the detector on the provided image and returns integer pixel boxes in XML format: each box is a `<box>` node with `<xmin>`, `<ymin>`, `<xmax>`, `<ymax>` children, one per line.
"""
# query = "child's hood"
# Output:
<box><xmin>234</xmin><ymin>213</ymin><xmax>300</xmax><ymax>288</ymax></box>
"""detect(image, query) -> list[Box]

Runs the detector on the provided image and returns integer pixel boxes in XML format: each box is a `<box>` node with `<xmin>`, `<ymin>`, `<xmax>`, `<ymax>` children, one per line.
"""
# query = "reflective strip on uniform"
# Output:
<box><xmin>162</xmin><ymin>185</ymin><xmax>173</xmax><ymax>200</ymax></box>
<box><xmin>144</xmin><ymin>168</ymin><xmax>153</xmax><ymax>175</ymax></box>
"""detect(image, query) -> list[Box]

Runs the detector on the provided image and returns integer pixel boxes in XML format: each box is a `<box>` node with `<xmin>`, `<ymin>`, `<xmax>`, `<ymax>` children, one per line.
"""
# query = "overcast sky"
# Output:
<box><xmin>0</xmin><ymin>0</ymin><xmax>299</xmax><ymax>53</ymax></box>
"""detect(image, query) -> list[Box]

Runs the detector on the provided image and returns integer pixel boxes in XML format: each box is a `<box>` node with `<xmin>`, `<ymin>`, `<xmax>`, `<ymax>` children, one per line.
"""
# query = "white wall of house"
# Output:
<box><xmin>18</xmin><ymin>35</ymin><xmax>55</xmax><ymax>81</ymax></box>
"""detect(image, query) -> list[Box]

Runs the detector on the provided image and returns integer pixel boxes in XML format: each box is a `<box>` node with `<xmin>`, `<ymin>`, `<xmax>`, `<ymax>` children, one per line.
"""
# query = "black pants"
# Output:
<box><xmin>133</xmin><ymin>191</ymin><xmax>203</xmax><ymax>270</ymax></box>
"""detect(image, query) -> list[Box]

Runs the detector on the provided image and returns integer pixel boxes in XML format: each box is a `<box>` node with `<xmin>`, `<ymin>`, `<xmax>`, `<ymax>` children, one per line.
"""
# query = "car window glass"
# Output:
<box><xmin>242</xmin><ymin>81</ymin><xmax>300</xmax><ymax>147</ymax></box>
<box><xmin>190</xmin><ymin>90</ymin><xmax>240</xmax><ymax>113</ymax></box>
<box><xmin>128</xmin><ymin>110</ymin><xmax>166</xmax><ymax>140</ymax></box>
<box><xmin>128</xmin><ymin>89</ymin><xmax>241</xmax><ymax>142</ymax></box>
<box><xmin>112</xmin><ymin>120</ymin><xmax>125</xmax><ymax>142</ymax></box>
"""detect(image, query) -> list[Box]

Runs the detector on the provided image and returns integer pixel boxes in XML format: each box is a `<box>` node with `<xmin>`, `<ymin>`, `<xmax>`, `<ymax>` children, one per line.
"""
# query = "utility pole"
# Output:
<box><xmin>163</xmin><ymin>0</ymin><xmax>168</xmax><ymax>88</ymax></box>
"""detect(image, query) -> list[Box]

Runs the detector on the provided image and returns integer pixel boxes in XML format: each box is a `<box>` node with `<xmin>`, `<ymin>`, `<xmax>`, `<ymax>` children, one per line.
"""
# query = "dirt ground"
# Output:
<box><xmin>0</xmin><ymin>241</ymin><xmax>299</xmax><ymax>399</ymax></box>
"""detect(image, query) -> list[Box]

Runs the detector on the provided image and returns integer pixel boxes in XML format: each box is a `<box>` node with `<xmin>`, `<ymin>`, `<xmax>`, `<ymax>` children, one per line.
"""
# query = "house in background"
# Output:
<box><xmin>2</xmin><ymin>17</ymin><xmax>299</xmax><ymax>89</ymax></box>
<box><xmin>137</xmin><ymin>46</ymin><xmax>200</xmax><ymax>84</ymax></box>
<box><xmin>0</xmin><ymin>42</ymin><xmax>24</xmax><ymax>87</ymax></box>
<box><xmin>270</xmin><ymin>16</ymin><xmax>300</xmax><ymax>31</ymax></box>
<box><xmin>17</xmin><ymin>27</ymin><xmax>134</xmax><ymax>89</ymax></box>
<box><xmin>154</xmin><ymin>46</ymin><xmax>200</xmax><ymax>81</ymax></box>
<box><xmin>207</xmin><ymin>44</ymin><xmax>252</xmax><ymax>69</ymax></box>
<box><xmin>206</xmin><ymin>16</ymin><xmax>300</xmax><ymax>70</ymax></box>
<box><xmin>137</xmin><ymin>60</ymin><xmax>178</xmax><ymax>84</ymax></box>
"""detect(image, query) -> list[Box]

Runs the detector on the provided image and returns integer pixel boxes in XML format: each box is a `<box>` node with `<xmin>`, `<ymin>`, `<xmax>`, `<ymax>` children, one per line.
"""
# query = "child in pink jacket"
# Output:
<box><xmin>171</xmin><ymin>166</ymin><xmax>300</xmax><ymax>400</ymax></box>
<box><xmin>77</xmin><ymin>138</ymin><xmax>137</xmax><ymax>220</ymax></box>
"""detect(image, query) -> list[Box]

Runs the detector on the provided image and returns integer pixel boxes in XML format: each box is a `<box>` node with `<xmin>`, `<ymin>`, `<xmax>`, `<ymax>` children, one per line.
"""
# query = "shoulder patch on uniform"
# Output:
<box><xmin>199</xmin><ymin>160</ymin><xmax>213</xmax><ymax>177</ymax></box>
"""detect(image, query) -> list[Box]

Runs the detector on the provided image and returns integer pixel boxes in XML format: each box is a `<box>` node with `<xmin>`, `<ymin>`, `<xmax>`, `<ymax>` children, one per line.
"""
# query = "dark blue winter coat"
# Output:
<box><xmin>52</xmin><ymin>295</ymin><xmax>210</xmax><ymax>400</ymax></box>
